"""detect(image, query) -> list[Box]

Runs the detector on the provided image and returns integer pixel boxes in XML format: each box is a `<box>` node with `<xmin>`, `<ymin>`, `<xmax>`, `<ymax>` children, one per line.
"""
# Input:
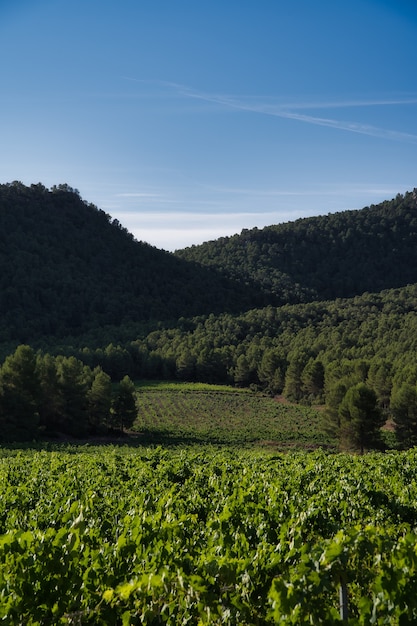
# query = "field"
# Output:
<box><xmin>0</xmin><ymin>383</ymin><xmax>413</xmax><ymax>623</ymax></box>
<box><xmin>133</xmin><ymin>382</ymin><xmax>330</xmax><ymax>447</ymax></box>
<box><xmin>2</xmin><ymin>445</ymin><xmax>417</xmax><ymax>623</ymax></box>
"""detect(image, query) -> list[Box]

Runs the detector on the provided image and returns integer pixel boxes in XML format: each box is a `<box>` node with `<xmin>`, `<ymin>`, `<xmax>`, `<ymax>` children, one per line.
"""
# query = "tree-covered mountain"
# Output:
<box><xmin>0</xmin><ymin>182</ymin><xmax>267</xmax><ymax>344</ymax></box>
<box><xmin>3</xmin><ymin>181</ymin><xmax>417</xmax><ymax>447</ymax></box>
<box><xmin>175</xmin><ymin>190</ymin><xmax>417</xmax><ymax>303</ymax></box>
<box><xmin>3</xmin><ymin>182</ymin><xmax>417</xmax><ymax>349</ymax></box>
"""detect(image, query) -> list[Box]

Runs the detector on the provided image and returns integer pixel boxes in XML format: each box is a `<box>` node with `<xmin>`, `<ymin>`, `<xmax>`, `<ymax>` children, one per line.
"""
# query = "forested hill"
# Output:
<box><xmin>0</xmin><ymin>182</ymin><xmax>267</xmax><ymax>343</ymax></box>
<box><xmin>3</xmin><ymin>182</ymin><xmax>417</xmax><ymax>347</ymax></box>
<box><xmin>175</xmin><ymin>190</ymin><xmax>417</xmax><ymax>303</ymax></box>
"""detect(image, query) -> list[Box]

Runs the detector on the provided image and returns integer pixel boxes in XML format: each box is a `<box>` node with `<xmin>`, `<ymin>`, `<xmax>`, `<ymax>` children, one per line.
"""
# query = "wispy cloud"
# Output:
<box><xmin>116</xmin><ymin>192</ymin><xmax>163</xmax><ymax>198</ymax></box>
<box><xmin>202</xmin><ymin>184</ymin><xmax>403</xmax><ymax>198</ymax></box>
<box><xmin>128</xmin><ymin>79</ymin><xmax>417</xmax><ymax>144</ymax></box>
<box><xmin>102</xmin><ymin>178</ymin><xmax>412</xmax><ymax>251</ymax></box>
<box><xmin>268</xmin><ymin>109</ymin><xmax>417</xmax><ymax>143</ymax></box>
<box><xmin>112</xmin><ymin>210</ymin><xmax>283</xmax><ymax>250</ymax></box>
<box><xmin>187</xmin><ymin>90</ymin><xmax>417</xmax><ymax>144</ymax></box>
<box><xmin>222</xmin><ymin>96</ymin><xmax>417</xmax><ymax>110</ymax></box>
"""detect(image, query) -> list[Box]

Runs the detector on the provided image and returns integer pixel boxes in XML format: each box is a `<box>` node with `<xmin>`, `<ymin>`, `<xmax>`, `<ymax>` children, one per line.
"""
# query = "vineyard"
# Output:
<box><xmin>2</xmin><ymin>446</ymin><xmax>417</xmax><ymax>623</ymax></box>
<box><xmin>133</xmin><ymin>382</ymin><xmax>329</xmax><ymax>447</ymax></box>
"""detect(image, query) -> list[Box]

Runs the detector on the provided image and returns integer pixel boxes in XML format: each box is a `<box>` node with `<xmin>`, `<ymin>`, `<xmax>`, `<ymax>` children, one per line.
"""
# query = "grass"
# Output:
<box><xmin>135</xmin><ymin>380</ymin><xmax>251</xmax><ymax>393</ymax></box>
<box><xmin>133</xmin><ymin>381</ymin><xmax>333</xmax><ymax>448</ymax></box>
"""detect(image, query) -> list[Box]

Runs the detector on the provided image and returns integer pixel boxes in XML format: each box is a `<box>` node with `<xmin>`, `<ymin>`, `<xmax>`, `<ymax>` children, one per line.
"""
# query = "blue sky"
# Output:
<box><xmin>1</xmin><ymin>0</ymin><xmax>417</xmax><ymax>250</ymax></box>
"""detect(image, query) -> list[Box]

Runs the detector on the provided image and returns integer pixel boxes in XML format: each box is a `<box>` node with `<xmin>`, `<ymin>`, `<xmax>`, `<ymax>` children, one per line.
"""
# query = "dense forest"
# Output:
<box><xmin>176</xmin><ymin>189</ymin><xmax>417</xmax><ymax>303</ymax></box>
<box><xmin>2</xmin><ymin>183</ymin><xmax>417</xmax><ymax>348</ymax></box>
<box><xmin>2</xmin><ymin>181</ymin><xmax>417</xmax><ymax>448</ymax></box>
<box><xmin>0</xmin><ymin>182</ymin><xmax>266</xmax><ymax>345</ymax></box>
<box><xmin>0</xmin><ymin>344</ymin><xmax>137</xmax><ymax>442</ymax></box>
<box><xmin>68</xmin><ymin>283</ymin><xmax>417</xmax><ymax>449</ymax></box>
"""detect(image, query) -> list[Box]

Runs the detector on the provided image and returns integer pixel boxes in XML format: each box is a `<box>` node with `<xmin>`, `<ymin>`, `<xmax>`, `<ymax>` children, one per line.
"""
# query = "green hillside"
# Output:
<box><xmin>0</xmin><ymin>182</ymin><xmax>266</xmax><ymax>344</ymax></box>
<box><xmin>130</xmin><ymin>282</ymin><xmax>417</xmax><ymax>389</ymax></box>
<box><xmin>175</xmin><ymin>189</ymin><xmax>417</xmax><ymax>303</ymax></box>
<box><xmin>3</xmin><ymin>182</ymin><xmax>417</xmax><ymax>348</ymax></box>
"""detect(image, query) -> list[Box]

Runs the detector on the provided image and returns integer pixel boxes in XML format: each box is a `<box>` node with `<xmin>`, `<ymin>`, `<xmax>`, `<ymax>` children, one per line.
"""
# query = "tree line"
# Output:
<box><xmin>0</xmin><ymin>345</ymin><xmax>137</xmax><ymax>442</ymax></box>
<box><xmin>15</xmin><ymin>282</ymin><xmax>414</xmax><ymax>451</ymax></box>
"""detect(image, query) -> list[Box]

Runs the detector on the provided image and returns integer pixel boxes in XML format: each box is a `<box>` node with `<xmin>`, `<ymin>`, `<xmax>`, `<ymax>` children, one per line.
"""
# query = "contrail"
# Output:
<box><xmin>126</xmin><ymin>78</ymin><xmax>417</xmax><ymax>144</ymax></box>
<box><xmin>181</xmin><ymin>88</ymin><xmax>417</xmax><ymax>144</ymax></box>
<box><xmin>269</xmin><ymin>109</ymin><xmax>417</xmax><ymax>143</ymax></box>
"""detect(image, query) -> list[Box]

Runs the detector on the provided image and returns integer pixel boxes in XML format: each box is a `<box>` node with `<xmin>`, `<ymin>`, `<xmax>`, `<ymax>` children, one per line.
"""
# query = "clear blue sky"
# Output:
<box><xmin>1</xmin><ymin>0</ymin><xmax>417</xmax><ymax>251</ymax></box>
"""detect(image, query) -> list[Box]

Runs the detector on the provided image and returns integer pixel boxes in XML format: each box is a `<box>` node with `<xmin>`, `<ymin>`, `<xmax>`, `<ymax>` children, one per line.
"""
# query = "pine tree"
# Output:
<box><xmin>390</xmin><ymin>384</ymin><xmax>417</xmax><ymax>448</ymax></box>
<box><xmin>283</xmin><ymin>353</ymin><xmax>307</xmax><ymax>401</ymax></box>
<box><xmin>88</xmin><ymin>368</ymin><xmax>112</xmax><ymax>433</ymax></box>
<box><xmin>0</xmin><ymin>345</ymin><xmax>40</xmax><ymax>441</ymax></box>
<box><xmin>323</xmin><ymin>379</ymin><xmax>350</xmax><ymax>441</ymax></box>
<box><xmin>301</xmin><ymin>359</ymin><xmax>325</xmax><ymax>401</ymax></box>
<box><xmin>338</xmin><ymin>383</ymin><xmax>384</xmax><ymax>453</ymax></box>
<box><xmin>176</xmin><ymin>350</ymin><xmax>196</xmax><ymax>381</ymax></box>
<box><xmin>111</xmin><ymin>376</ymin><xmax>137</xmax><ymax>431</ymax></box>
<box><xmin>234</xmin><ymin>354</ymin><xmax>251</xmax><ymax>387</ymax></box>
<box><xmin>257</xmin><ymin>349</ymin><xmax>285</xmax><ymax>394</ymax></box>
<box><xmin>367</xmin><ymin>359</ymin><xmax>392</xmax><ymax>409</ymax></box>
<box><xmin>56</xmin><ymin>356</ymin><xmax>89</xmax><ymax>437</ymax></box>
<box><xmin>36</xmin><ymin>352</ymin><xmax>62</xmax><ymax>435</ymax></box>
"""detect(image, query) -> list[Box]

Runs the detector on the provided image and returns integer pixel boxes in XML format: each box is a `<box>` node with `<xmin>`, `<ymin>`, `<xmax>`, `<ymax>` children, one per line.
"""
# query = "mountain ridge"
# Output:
<box><xmin>1</xmin><ymin>181</ymin><xmax>417</xmax><ymax>349</ymax></box>
<box><xmin>175</xmin><ymin>189</ymin><xmax>417</xmax><ymax>302</ymax></box>
<box><xmin>0</xmin><ymin>182</ymin><xmax>267</xmax><ymax>344</ymax></box>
